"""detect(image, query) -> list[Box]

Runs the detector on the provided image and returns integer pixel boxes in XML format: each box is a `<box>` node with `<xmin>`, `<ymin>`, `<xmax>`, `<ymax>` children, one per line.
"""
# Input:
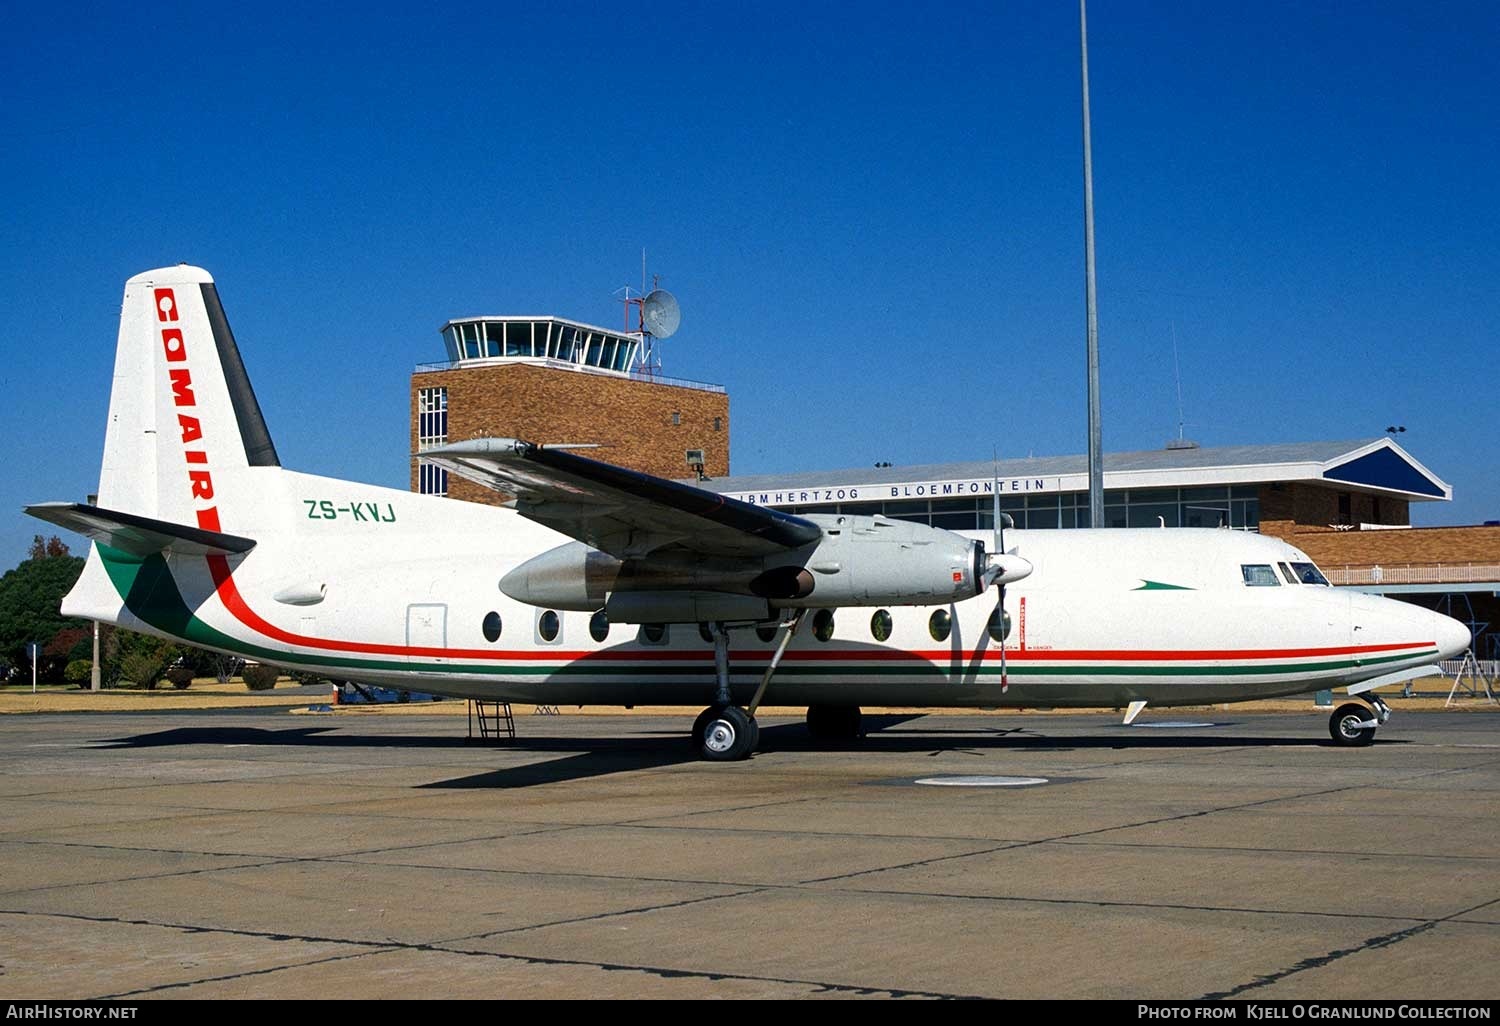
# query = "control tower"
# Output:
<box><xmin>411</xmin><ymin>307</ymin><xmax>729</xmax><ymax>505</ymax></box>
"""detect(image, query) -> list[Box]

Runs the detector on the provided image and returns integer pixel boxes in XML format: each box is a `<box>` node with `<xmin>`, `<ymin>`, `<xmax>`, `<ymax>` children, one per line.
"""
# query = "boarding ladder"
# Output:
<box><xmin>468</xmin><ymin>700</ymin><xmax>516</xmax><ymax>742</ymax></box>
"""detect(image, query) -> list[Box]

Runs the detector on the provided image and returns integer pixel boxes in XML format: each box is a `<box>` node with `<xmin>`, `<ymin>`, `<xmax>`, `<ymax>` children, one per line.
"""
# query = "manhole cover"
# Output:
<box><xmin>914</xmin><ymin>775</ymin><xmax>1049</xmax><ymax>788</ymax></box>
<box><xmin>1129</xmin><ymin>721</ymin><xmax>1215</xmax><ymax>728</ymax></box>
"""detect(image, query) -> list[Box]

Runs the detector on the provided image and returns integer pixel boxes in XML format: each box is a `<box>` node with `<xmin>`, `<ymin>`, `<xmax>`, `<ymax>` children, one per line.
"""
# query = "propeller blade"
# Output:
<box><xmin>998</xmin><ymin>585</ymin><xmax>1009</xmax><ymax>693</ymax></box>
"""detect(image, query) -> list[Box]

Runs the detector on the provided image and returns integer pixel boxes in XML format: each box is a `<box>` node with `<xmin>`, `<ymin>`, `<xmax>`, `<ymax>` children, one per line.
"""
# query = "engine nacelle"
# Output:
<box><xmin>763</xmin><ymin>514</ymin><xmax>984</xmax><ymax>607</ymax></box>
<box><xmin>499</xmin><ymin>514</ymin><xmax>989</xmax><ymax>620</ymax></box>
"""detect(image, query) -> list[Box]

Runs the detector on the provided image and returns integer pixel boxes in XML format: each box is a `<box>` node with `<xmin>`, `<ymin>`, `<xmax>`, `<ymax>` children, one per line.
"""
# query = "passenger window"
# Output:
<box><xmin>537</xmin><ymin>609</ymin><xmax>561</xmax><ymax>642</ymax></box>
<box><xmin>755</xmin><ymin>623</ymin><xmax>778</xmax><ymax>643</ymax></box>
<box><xmin>589</xmin><ymin>609</ymin><xmax>609</xmax><ymax>642</ymax></box>
<box><xmin>928</xmin><ymin>609</ymin><xmax>951</xmax><ymax>643</ymax></box>
<box><xmin>813</xmin><ymin>609</ymin><xmax>835</xmax><ymax>642</ymax></box>
<box><xmin>870</xmin><ymin>609</ymin><xmax>892</xmax><ymax>643</ymax></box>
<box><xmin>1291</xmin><ymin>562</ymin><xmax>1330</xmax><ymax>586</ymax></box>
<box><xmin>1241</xmin><ymin>565</ymin><xmax>1280</xmax><ymax>587</ymax></box>
<box><xmin>639</xmin><ymin>623</ymin><xmax>668</xmax><ymax>645</ymax></box>
<box><xmin>987</xmin><ymin>607</ymin><xmax>1012</xmax><ymax>642</ymax></box>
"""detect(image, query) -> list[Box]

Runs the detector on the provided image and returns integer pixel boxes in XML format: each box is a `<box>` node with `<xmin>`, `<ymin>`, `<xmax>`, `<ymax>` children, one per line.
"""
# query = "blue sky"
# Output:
<box><xmin>2</xmin><ymin>2</ymin><xmax>1496</xmax><ymax>562</ymax></box>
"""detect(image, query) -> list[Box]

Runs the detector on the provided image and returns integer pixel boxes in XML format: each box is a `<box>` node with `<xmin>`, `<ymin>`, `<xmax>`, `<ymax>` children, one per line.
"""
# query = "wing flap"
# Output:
<box><xmin>422</xmin><ymin>438</ymin><xmax>821</xmax><ymax>558</ymax></box>
<box><xmin>25</xmin><ymin>502</ymin><xmax>256</xmax><ymax>559</ymax></box>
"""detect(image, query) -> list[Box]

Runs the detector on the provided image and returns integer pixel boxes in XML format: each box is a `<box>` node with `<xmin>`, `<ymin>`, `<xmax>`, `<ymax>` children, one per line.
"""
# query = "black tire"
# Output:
<box><xmin>1329</xmin><ymin>703</ymin><xmax>1377</xmax><ymax>747</ymax></box>
<box><xmin>746</xmin><ymin>716</ymin><xmax>761</xmax><ymax>753</ymax></box>
<box><xmin>692</xmin><ymin>706</ymin><xmax>719</xmax><ymax>749</ymax></box>
<box><xmin>699</xmin><ymin>705</ymin><xmax>754</xmax><ymax>761</ymax></box>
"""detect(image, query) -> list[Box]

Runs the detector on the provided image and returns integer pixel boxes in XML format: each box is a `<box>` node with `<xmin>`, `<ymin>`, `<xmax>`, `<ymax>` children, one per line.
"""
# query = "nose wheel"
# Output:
<box><xmin>1328</xmin><ymin>701</ymin><xmax>1379</xmax><ymax>747</ymax></box>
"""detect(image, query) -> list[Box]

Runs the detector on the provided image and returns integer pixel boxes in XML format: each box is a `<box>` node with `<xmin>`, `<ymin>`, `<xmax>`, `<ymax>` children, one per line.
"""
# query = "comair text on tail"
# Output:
<box><xmin>28</xmin><ymin>265</ymin><xmax>278</xmax><ymax>619</ymax></box>
<box><xmin>26</xmin><ymin>266</ymin><xmax>1472</xmax><ymax>760</ymax></box>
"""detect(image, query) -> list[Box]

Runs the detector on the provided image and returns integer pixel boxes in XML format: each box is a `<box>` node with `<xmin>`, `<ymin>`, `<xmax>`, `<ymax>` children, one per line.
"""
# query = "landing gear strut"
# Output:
<box><xmin>693</xmin><ymin>621</ymin><xmax>759</xmax><ymax>762</ymax></box>
<box><xmin>1328</xmin><ymin>696</ymin><xmax>1388</xmax><ymax>747</ymax></box>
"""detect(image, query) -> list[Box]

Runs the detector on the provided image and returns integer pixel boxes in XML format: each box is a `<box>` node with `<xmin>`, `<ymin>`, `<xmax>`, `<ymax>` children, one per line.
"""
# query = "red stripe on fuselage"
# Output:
<box><xmin>203</xmin><ymin>556</ymin><xmax>1433</xmax><ymax>666</ymax></box>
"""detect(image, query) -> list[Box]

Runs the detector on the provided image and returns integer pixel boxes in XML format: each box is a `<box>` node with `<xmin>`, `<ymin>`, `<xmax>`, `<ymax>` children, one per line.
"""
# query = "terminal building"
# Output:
<box><xmin>706</xmin><ymin>438</ymin><xmax>1499</xmax><ymax>662</ymax></box>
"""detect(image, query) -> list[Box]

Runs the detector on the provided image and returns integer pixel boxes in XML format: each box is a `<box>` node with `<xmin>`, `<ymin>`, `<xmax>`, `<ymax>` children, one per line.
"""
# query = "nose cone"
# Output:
<box><xmin>1431</xmin><ymin>610</ymin><xmax>1472</xmax><ymax>660</ymax></box>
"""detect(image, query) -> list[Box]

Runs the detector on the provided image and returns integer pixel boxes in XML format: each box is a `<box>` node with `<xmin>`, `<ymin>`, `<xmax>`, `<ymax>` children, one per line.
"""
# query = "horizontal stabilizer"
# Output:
<box><xmin>25</xmin><ymin>502</ymin><xmax>256</xmax><ymax>559</ymax></box>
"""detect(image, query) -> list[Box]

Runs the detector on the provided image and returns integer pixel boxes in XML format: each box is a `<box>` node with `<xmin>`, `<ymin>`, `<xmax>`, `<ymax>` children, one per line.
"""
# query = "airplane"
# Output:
<box><xmin>28</xmin><ymin>266</ymin><xmax>1472</xmax><ymax>760</ymax></box>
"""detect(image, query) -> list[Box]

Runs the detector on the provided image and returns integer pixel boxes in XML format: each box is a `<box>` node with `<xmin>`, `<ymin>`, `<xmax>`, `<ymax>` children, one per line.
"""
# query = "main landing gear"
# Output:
<box><xmin>1328</xmin><ymin>694</ymin><xmax>1391</xmax><ymax>747</ymax></box>
<box><xmin>692</xmin><ymin>614</ymin><xmax>805</xmax><ymax>761</ymax></box>
<box><xmin>692</xmin><ymin>620</ymin><xmax>761</xmax><ymax>762</ymax></box>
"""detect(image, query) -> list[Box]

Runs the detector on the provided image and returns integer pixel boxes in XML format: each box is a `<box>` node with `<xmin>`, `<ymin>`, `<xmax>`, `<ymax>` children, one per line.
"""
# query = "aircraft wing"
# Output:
<box><xmin>420</xmin><ymin>438</ymin><xmax>822</xmax><ymax>558</ymax></box>
<box><xmin>25</xmin><ymin>502</ymin><xmax>256</xmax><ymax>558</ymax></box>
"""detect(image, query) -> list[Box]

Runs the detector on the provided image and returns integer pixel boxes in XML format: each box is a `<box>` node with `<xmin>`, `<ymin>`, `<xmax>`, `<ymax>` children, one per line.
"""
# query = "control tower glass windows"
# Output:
<box><xmin>459</xmin><ymin>322</ymin><xmax>481</xmax><ymax>359</ymax></box>
<box><xmin>440</xmin><ymin>318</ymin><xmax>644</xmax><ymax>376</ymax></box>
<box><xmin>506</xmin><ymin>321</ymin><xmax>532</xmax><ymax>357</ymax></box>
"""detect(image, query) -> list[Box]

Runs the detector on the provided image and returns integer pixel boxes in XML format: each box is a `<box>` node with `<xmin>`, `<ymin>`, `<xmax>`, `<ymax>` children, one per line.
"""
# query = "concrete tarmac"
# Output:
<box><xmin>1</xmin><ymin>707</ymin><xmax>1496</xmax><ymax>1000</ymax></box>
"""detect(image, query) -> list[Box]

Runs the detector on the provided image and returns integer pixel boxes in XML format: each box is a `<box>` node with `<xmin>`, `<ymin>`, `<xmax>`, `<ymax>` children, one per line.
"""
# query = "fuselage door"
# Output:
<box><xmin>406</xmin><ymin>603</ymin><xmax>448</xmax><ymax>666</ymax></box>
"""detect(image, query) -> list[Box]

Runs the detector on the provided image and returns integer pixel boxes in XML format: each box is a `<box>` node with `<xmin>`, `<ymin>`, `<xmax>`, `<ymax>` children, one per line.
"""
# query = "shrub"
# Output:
<box><xmin>64</xmin><ymin>659</ymin><xmax>93</xmax><ymax>687</ymax></box>
<box><xmin>242</xmin><ymin>665</ymin><xmax>280</xmax><ymax>691</ymax></box>
<box><xmin>119</xmin><ymin>652</ymin><xmax>165</xmax><ymax>690</ymax></box>
<box><xmin>165</xmin><ymin>666</ymin><xmax>195</xmax><ymax>690</ymax></box>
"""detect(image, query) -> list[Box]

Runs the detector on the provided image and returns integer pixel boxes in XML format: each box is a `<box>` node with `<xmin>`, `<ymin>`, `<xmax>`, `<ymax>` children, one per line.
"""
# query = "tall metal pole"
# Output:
<box><xmin>1081</xmin><ymin>0</ymin><xmax>1104</xmax><ymax>527</ymax></box>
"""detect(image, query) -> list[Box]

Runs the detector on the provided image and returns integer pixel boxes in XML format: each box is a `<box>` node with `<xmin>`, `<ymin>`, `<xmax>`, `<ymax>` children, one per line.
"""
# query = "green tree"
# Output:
<box><xmin>0</xmin><ymin>540</ymin><xmax>86</xmax><ymax>683</ymax></box>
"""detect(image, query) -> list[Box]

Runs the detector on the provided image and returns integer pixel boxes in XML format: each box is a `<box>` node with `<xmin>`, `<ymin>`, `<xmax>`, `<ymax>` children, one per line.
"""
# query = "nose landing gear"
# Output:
<box><xmin>1328</xmin><ymin>695</ymin><xmax>1390</xmax><ymax>747</ymax></box>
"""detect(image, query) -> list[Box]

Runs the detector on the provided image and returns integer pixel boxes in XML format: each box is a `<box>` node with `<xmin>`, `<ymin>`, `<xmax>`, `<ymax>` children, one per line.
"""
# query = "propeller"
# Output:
<box><xmin>981</xmin><ymin>456</ymin><xmax>1034</xmax><ymax>692</ymax></box>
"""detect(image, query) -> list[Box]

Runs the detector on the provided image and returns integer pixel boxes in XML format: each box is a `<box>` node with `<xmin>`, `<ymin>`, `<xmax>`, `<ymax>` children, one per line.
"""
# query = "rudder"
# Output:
<box><xmin>97</xmin><ymin>266</ymin><xmax>279</xmax><ymax>529</ymax></box>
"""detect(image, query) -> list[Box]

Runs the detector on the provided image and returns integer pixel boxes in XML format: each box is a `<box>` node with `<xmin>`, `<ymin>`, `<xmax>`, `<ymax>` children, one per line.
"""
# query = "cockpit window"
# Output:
<box><xmin>1241</xmin><ymin>564</ymin><xmax>1280</xmax><ymax>587</ymax></box>
<box><xmin>1290</xmin><ymin>562</ymin><xmax>1330</xmax><ymax>586</ymax></box>
<box><xmin>1277</xmin><ymin>562</ymin><xmax>1297</xmax><ymax>584</ymax></box>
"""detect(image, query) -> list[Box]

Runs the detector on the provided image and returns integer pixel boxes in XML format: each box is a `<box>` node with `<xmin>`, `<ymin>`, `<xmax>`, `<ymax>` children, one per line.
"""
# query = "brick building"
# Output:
<box><xmin>411</xmin><ymin>314</ymin><xmax>728</xmax><ymax>507</ymax></box>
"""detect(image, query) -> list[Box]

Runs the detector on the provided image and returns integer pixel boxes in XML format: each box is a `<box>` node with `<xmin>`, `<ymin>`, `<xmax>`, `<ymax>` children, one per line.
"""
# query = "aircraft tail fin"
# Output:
<box><xmin>94</xmin><ymin>265</ymin><xmax>279</xmax><ymax>527</ymax></box>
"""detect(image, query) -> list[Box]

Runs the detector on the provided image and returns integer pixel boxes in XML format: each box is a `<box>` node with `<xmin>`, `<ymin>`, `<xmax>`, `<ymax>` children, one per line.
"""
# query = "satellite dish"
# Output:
<box><xmin>640</xmin><ymin>289</ymin><xmax>681</xmax><ymax>338</ymax></box>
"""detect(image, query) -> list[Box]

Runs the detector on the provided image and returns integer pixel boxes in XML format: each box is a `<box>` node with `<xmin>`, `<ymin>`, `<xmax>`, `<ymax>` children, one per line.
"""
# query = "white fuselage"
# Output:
<box><xmin>64</xmin><ymin>464</ymin><xmax>1466</xmax><ymax>709</ymax></box>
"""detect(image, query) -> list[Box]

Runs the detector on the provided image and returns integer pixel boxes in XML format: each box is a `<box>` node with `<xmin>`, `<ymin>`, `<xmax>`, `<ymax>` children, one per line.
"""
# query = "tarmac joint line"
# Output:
<box><xmin>1199</xmin><ymin>896</ymin><xmax>1500</xmax><ymax>1000</ymax></box>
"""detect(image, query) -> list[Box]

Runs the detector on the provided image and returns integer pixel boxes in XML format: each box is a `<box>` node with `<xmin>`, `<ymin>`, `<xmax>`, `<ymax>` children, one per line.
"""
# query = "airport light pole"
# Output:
<box><xmin>1081</xmin><ymin>0</ymin><xmax>1104</xmax><ymax>527</ymax></box>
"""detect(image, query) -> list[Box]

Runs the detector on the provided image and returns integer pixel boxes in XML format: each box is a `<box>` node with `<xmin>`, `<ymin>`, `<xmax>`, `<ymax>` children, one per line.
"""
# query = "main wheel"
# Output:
<box><xmin>1329</xmin><ymin>703</ymin><xmax>1377</xmax><ymax>747</ymax></box>
<box><xmin>699</xmin><ymin>705</ymin><xmax>755</xmax><ymax>761</ymax></box>
<box><xmin>692</xmin><ymin>706</ymin><xmax>719</xmax><ymax>749</ymax></box>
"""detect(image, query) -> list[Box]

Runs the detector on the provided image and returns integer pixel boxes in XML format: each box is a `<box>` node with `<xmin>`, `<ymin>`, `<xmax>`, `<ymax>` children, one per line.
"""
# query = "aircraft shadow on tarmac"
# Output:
<box><xmin>87</xmin><ymin>716</ymin><xmax>1384</xmax><ymax>789</ymax></box>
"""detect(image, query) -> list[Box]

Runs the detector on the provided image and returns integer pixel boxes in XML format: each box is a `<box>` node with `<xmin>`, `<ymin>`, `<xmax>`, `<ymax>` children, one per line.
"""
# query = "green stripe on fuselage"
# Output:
<box><xmin>95</xmin><ymin>548</ymin><xmax>1434</xmax><ymax>682</ymax></box>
